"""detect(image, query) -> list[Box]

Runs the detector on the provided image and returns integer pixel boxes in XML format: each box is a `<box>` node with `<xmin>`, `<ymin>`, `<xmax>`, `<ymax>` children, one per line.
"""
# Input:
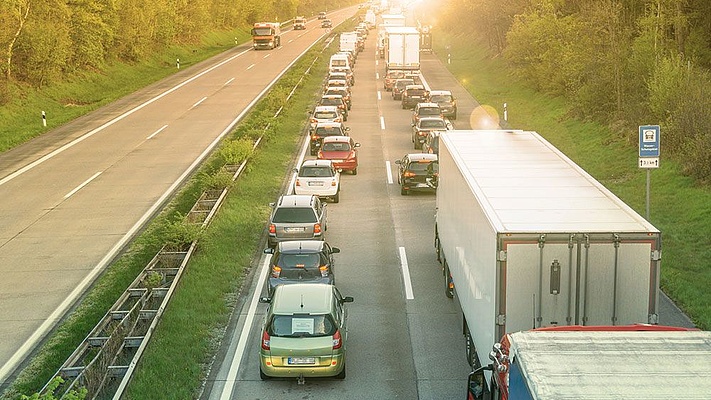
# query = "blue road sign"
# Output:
<box><xmin>639</xmin><ymin>125</ymin><xmax>660</xmax><ymax>157</ymax></box>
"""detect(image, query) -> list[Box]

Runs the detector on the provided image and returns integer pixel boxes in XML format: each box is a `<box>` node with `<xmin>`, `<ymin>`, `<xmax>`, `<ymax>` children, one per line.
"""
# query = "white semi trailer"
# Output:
<box><xmin>384</xmin><ymin>26</ymin><xmax>420</xmax><ymax>71</ymax></box>
<box><xmin>435</xmin><ymin>130</ymin><xmax>661</xmax><ymax>368</ymax></box>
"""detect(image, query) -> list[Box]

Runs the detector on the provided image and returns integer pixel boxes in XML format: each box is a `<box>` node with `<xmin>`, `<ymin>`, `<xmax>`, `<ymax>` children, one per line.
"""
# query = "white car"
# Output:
<box><xmin>294</xmin><ymin>159</ymin><xmax>341</xmax><ymax>203</ymax></box>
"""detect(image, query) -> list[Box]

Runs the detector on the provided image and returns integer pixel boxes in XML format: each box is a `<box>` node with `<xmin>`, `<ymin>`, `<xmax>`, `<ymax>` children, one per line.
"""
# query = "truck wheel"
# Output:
<box><xmin>465</xmin><ymin>330</ymin><xmax>477</xmax><ymax>368</ymax></box>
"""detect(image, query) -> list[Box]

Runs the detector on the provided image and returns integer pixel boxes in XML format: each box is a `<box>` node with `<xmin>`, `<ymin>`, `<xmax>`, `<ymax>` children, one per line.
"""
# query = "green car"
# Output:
<box><xmin>259</xmin><ymin>283</ymin><xmax>354</xmax><ymax>380</ymax></box>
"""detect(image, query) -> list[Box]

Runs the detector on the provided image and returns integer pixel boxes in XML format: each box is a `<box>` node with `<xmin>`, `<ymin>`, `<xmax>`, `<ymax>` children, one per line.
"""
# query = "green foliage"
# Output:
<box><xmin>20</xmin><ymin>377</ymin><xmax>87</xmax><ymax>400</ymax></box>
<box><xmin>217</xmin><ymin>138</ymin><xmax>254</xmax><ymax>165</ymax></box>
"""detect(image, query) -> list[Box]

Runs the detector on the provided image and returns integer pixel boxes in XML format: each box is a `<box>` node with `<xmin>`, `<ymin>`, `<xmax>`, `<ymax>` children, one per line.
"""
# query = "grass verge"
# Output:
<box><xmin>434</xmin><ymin>33</ymin><xmax>711</xmax><ymax>330</ymax></box>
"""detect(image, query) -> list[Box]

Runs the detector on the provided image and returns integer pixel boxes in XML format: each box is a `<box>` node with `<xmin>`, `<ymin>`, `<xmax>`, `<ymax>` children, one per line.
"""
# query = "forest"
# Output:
<box><xmin>439</xmin><ymin>0</ymin><xmax>711</xmax><ymax>182</ymax></box>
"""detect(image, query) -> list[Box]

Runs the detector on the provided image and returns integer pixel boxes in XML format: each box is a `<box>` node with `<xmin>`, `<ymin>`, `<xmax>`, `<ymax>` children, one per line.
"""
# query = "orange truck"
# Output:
<box><xmin>251</xmin><ymin>22</ymin><xmax>281</xmax><ymax>50</ymax></box>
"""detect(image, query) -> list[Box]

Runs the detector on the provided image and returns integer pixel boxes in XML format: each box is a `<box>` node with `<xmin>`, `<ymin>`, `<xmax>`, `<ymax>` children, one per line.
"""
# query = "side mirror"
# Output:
<box><xmin>269</xmin><ymin>202</ymin><xmax>276</xmax><ymax>207</ymax></box>
<box><xmin>345</xmin><ymin>127</ymin><xmax>351</xmax><ymax>131</ymax></box>
<box><xmin>395</xmin><ymin>160</ymin><xmax>402</xmax><ymax>165</ymax></box>
<box><xmin>263</xmin><ymin>248</ymin><xmax>275</xmax><ymax>254</ymax></box>
<box><xmin>293</xmin><ymin>168</ymin><xmax>299</xmax><ymax>173</ymax></box>
<box><xmin>354</xmin><ymin>143</ymin><xmax>361</xmax><ymax>148</ymax></box>
<box><xmin>341</xmin><ymin>296</ymin><xmax>354</xmax><ymax>303</ymax></box>
<box><xmin>259</xmin><ymin>297</ymin><xmax>271</xmax><ymax>303</ymax></box>
<box><xmin>331</xmin><ymin>247</ymin><xmax>341</xmax><ymax>254</ymax></box>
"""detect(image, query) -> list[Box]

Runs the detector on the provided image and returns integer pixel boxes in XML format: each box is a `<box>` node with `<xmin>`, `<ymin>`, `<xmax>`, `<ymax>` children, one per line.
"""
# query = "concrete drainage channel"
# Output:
<box><xmin>37</xmin><ymin>31</ymin><xmax>341</xmax><ymax>400</ymax></box>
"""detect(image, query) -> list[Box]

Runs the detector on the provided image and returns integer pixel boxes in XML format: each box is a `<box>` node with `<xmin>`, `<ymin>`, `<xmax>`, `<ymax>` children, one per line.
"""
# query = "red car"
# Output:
<box><xmin>318</xmin><ymin>136</ymin><xmax>360</xmax><ymax>175</ymax></box>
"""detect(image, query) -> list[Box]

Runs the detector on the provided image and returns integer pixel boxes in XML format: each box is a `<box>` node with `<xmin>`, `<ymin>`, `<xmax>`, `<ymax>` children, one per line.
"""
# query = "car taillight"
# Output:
<box><xmin>319</xmin><ymin>265</ymin><xmax>329</xmax><ymax>277</ymax></box>
<box><xmin>311</xmin><ymin>135</ymin><xmax>320</xmax><ymax>141</ymax></box>
<box><xmin>317</xmin><ymin>151</ymin><xmax>324</xmax><ymax>158</ymax></box>
<box><xmin>347</xmin><ymin>151</ymin><xmax>356</xmax><ymax>160</ymax></box>
<box><xmin>311</xmin><ymin>118</ymin><xmax>317</xmax><ymax>123</ymax></box>
<box><xmin>295</xmin><ymin>179</ymin><xmax>301</xmax><ymax>187</ymax></box>
<box><xmin>331</xmin><ymin>180</ymin><xmax>337</xmax><ymax>187</ymax></box>
<box><xmin>404</xmin><ymin>171</ymin><xmax>416</xmax><ymax>178</ymax></box>
<box><xmin>271</xmin><ymin>265</ymin><xmax>282</xmax><ymax>278</ymax></box>
<box><xmin>314</xmin><ymin>224</ymin><xmax>322</xmax><ymax>234</ymax></box>
<box><xmin>332</xmin><ymin>329</ymin><xmax>342</xmax><ymax>349</ymax></box>
<box><xmin>268</xmin><ymin>224</ymin><xmax>276</xmax><ymax>234</ymax></box>
<box><xmin>262</xmin><ymin>330</ymin><xmax>271</xmax><ymax>350</ymax></box>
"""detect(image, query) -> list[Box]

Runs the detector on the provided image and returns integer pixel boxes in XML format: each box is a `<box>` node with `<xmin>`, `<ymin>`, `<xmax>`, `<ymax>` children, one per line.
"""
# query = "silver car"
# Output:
<box><xmin>267</xmin><ymin>195</ymin><xmax>327</xmax><ymax>248</ymax></box>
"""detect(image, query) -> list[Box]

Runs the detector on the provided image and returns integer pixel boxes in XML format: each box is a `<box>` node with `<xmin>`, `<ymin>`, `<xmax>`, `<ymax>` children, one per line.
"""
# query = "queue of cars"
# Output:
<box><xmin>259</xmin><ymin>29</ymin><xmax>366</xmax><ymax>382</ymax></box>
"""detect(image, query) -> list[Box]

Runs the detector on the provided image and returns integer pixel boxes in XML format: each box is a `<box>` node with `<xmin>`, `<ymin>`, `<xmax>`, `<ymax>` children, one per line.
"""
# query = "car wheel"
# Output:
<box><xmin>333</xmin><ymin>190</ymin><xmax>340</xmax><ymax>203</ymax></box>
<box><xmin>452</xmin><ymin>110</ymin><xmax>457</xmax><ymax>120</ymax></box>
<box><xmin>335</xmin><ymin>364</ymin><xmax>346</xmax><ymax>379</ymax></box>
<box><xmin>400</xmin><ymin>185</ymin><xmax>408</xmax><ymax>195</ymax></box>
<box><xmin>414</xmin><ymin>140</ymin><xmax>419</xmax><ymax>150</ymax></box>
<box><xmin>260</xmin><ymin>366</ymin><xmax>271</xmax><ymax>380</ymax></box>
<box><xmin>352</xmin><ymin>167</ymin><xmax>358</xmax><ymax>175</ymax></box>
<box><xmin>401</xmin><ymin>102</ymin><xmax>406</xmax><ymax>109</ymax></box>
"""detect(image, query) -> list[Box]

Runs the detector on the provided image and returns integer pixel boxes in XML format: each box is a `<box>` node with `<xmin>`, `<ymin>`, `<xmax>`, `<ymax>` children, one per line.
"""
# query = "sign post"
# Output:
<box><xmin>638</xmin><ymin>125</ymin><xmax>660</xmax><ymax>220</ymax></box>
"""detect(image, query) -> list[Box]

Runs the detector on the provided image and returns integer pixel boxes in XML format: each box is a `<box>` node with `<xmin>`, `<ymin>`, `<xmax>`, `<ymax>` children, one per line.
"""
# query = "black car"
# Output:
<box><xmin>321</xmin><ymin>19</ymin><xmax>332</xmax><ymax>28</ymax></box>
<box><xmin>401</xmin><ymin>85</ymin><xmax>429</xmax><ymax>109</ymax></box>
<box><xmin>264</xmin><ymin>240</ymin><xmax>340</xmax><ymax>296</ymax></box>
<box><xmin>310</xmin><ymin>121</ymin><xmax>350</xmax><ymax>155</ymax></box>
<box><xmin>395</xmin><ymin>153</ymin><xmax>438</xmax><ymax>195</ymax></box>
<box><xmin>412</xmin><ymin>117</ymin><xmax>448</xmax><ymax>149</ymax></box>
<box><xmin>422</xmin><ymin>131</ymin><xmax>440</xmax><ymax>155</ymax></box>
<box><xmin>391</xmin><ymin>78</ymin><xmax>415</xmax><ymax>100</ymax></box>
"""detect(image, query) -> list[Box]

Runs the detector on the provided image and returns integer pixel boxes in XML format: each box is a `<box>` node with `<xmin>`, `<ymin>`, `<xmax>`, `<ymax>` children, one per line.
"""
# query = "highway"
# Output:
<box><xmin>0</xmin><ymin>7</ymin><xmax>356</xmax><ymax>388</ymax></box>
<box><xmin>0</xmin><ymin>5</ymin><xmax>694</xmax><ymax>398</ymax></box>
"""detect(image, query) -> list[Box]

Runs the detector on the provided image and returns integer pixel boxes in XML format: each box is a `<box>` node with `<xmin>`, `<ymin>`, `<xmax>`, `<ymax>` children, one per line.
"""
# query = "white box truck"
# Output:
<box><xmin>385</xmin><ymin>26</ymin><xmax>420</xmax><ymax>71</ymax></box>
<box><xmin>381</xmin><ymin>14</ymin><xmax>406</xmax><ymax>27</ymax></box>
<box><xmin>468</xmin><ymin>325</ymin><xmax>711</xmax><ymax>399</ymax></box>
<box><xmin>340</xmin><ymin>32</ymin><xmax>359</xmax><ymax>54</ymax></box>
<box><xmin>435</xmin><ymin>130</ymin><xmax>661</xmax><ymax>369</ymax></box>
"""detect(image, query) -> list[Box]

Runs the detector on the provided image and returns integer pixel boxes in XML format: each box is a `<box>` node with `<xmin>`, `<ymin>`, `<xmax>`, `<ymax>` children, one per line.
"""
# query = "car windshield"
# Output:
<box><xmin>387</xmin><ymin>71</ymin><xmax>405</xmax><ymax>79</ymax></box>
<box><xmin>314</xmin><ymin>111</ymin><xmax>338</xmax><ymax>119</ymax></box>
<box><xmin>408</xmin><ymin>161</ymin><xmax>434</xmax><ymax>172</ymax></box>
<box><xmin>430</xmin><ymin>94</ymin><xmax>453</xmax><ymax>103</ymax></box>
<box><xmin>276</xmin><ymin>253</ymin><xmax>322</xmax><ymax>270</ymax></box>
<box><xmin>272</xmin><ymin>207</ymin><xmax>317</xmax><ymax>223</ymax></box>
<box><xmin>396</xmin><ymin>80</ymin><xmax>414</xmax><ymax>89</ymax></box>
<box><xmin>420</xmin><ymin>120</ymin><xmax>446</xmax><ymax>129</ymax></box>
<box><xmin>320</xmin><ymin>98</ymin><xmax>342</xmax><ymax>107</ymax></box>
<box><xmin>419</xmin><ymin>107</ymin><xmax>440</xmax><ymax>115</ymax></box>
<box><xmin>315</xmin><ymin>127</ymin><xmax>344</xmax><ymax>136</ymax></box>
<box><xmin>322</xmin><ymin>142</ymin><xmax>351</xmax><ymax>151</ymax></box>
<box><xmin>251</xmin><ymin>28</ymin><xmax>273</xmax><ymax>35</ymax></box>
<box><xmin>300</xmin><ymin>166</ymin><xmax>334</xmax><ymax>177</ymax></box>
<box><xmin>268</xmin><ymin>314</ymin><xmax>336</xmax><ymax>337</ymax></box>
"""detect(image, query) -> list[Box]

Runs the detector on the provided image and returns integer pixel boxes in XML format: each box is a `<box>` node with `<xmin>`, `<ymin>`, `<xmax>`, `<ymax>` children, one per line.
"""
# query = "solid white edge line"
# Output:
<box><xmin>0</xmin><ymin>34</ymin><xmax>314</xmax><ymax>386</ymax></box>
<box><xmin>218</xmin><ymin>254</ymin><xmax>270</xmax><ymax>400</ymax></box>
<box><xmin>398</xmin><ymin>247</ymin><xmax>415</xmax><ymax>300</ymax></box>
<box><xmin>147</xmin><ymin>124</ymin><xmax>169</xmax><ymax>140</ymax></box>
<box><xmin>385</xmin><ymin>161</ymin><xmax>393</xmax><ymax>184</ymax></box>
<box><xmin>64</xmin><ymin>172</ymin><xmax>102</xmax><ymax>199</ymax></box>
<box><xmin>380</xmin><ymin>116</ymin><xmax>386</xmax><ymax>130</ymax></box>
<box><xmin>0</xmin><ymin>48</ymin><xmax>252</xmax><ymax>188</ymax></box>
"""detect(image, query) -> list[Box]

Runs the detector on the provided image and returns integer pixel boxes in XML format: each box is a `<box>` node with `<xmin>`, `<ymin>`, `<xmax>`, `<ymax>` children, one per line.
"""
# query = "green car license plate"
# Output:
<box><xmin>288</xmin><ymin>357</ymin><xmax>316</xmax><ymax>365</ymax></box>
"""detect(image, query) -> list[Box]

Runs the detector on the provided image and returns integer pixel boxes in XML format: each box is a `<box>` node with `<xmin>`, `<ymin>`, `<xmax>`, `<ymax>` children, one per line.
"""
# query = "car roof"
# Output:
<box><xmin>405</xmin><ymin>84</ymin><xmax>425</xmax><ymax>90</ymax></box>
<box><xmin>271</xmin><ymin>283</ymin><xmax>334</xmax><ymax>315</ymax></box>
<box><xmin>406</xmin><ymin>153</ymin><xmax>438</xmax><ymax>162</ymax></box>
<box><xmin>321</xmin><ymin>94</ymin><xmax>344</xmax><ymax>100</ymax></box>
<box><xmin>301</xmin><ymin>159</ymin><xmax>334</xmax><ymax>168</ymax></box>
<box><xmin>322</xmin><ymin>135</ymin><xmax>351</xmax><ymax>143</ymax></box>
<box><xmin>276</xmin><ymin>240</ymin><xmax>327</xmax><ymax>253</ymax></box>
<box><xmin>416</xmin><ymin>102</ymin><xmax>440</xmax><ymax>108</ymax></box>
<box><xmin>418</xmin><ymin>116</ymin><xmax>446</xmax><ymax>123</ymax></box>
<box><xmin>429</xmin><ymin>90</ymin><xmax>452</xmax><ymax>96</ymax></box>
<box><xmin>277</xmin><ymin>194</ymin><xmax>315</xmax><ymax>207</ymax></box>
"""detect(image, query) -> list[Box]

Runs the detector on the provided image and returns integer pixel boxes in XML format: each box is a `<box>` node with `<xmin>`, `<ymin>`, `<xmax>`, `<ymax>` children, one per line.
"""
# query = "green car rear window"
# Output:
<box><xmin>269</xmin><ymin>314</ymin><xmax>336</xmax><ymax>337</ymax></box>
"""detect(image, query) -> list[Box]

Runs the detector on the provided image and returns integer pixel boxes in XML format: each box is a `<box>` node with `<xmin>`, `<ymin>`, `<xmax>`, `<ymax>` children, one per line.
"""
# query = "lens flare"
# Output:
<box><xmin>469</xmin><ymin>105</ymin><xmax>501</xmax><ymax>129</ymax></box>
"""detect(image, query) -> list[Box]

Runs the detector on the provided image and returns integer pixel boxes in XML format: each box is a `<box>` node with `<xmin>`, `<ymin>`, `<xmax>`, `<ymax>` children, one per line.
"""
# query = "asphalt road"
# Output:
<box><xmin>0</xmin><ymin>7</ymin><xmax>357</xmax><ymax>387</ymax></box>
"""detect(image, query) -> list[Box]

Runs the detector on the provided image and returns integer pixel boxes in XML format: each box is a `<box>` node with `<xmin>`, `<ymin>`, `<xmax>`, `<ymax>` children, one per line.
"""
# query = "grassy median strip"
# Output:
<box><xmin>434</xmin><ymin>34</ymin><xmax>711</xmax><ymax>330</ymax></box>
